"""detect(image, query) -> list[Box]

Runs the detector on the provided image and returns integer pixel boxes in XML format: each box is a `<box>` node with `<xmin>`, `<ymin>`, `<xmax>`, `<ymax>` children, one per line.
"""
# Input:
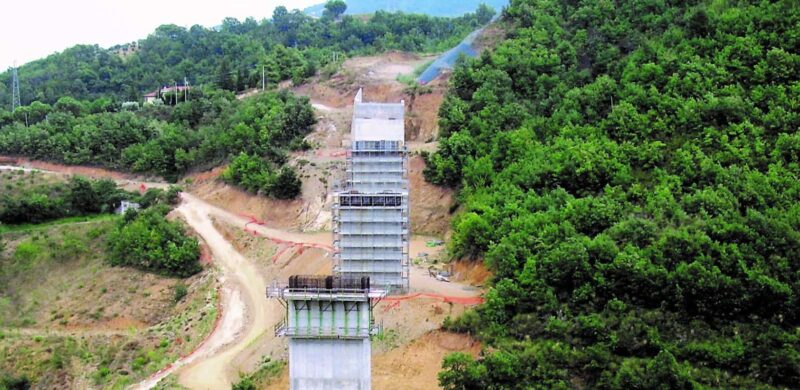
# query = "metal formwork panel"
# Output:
<box><xmin>332</xmin><ymin>192</ymin><xmax>410</xmax><ymax>292</ymax></box>
<box><xmin>347</xmin><ymin>141</ymin><xmax>409</xmax><ymax>193</ymax></box>
<box><xmin>332</xmin><ymin>91</ymin><xmax>411</xmax><ymax>293</ymax></box>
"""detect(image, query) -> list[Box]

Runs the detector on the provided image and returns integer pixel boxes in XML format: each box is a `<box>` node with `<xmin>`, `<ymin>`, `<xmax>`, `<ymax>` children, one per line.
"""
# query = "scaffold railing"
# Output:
<box><xmin>273</xmin><ymin>321</ymin><xmax>379</xmax><ymax>339</ymax></box>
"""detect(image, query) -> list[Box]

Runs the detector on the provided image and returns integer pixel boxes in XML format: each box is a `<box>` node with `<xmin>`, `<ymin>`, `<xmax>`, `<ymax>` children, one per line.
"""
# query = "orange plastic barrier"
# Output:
<box><xmin>382</xmin><ymin>293</ymin><xmax>485</xmax><ymax>307</ymax></box>
<box><xmin>240</xmin><ymin>214</ymin><xmax>334</xmax><ymax>264</ymax></box>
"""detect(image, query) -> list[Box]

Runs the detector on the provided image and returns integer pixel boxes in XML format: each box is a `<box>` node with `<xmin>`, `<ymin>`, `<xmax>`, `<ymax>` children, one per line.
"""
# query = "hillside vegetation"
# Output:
<box><xmin>428</xmin><ymin>0</ymin><xmax>800</xmax><ymax>388</ymax></box>
<box><xmin>0</xmin><ymin>91</ymin><xmax>315</xmax><ymax>190</ymax></box>
<box><xmin>0</xmin><ymin>5</ymin><xmax>493</xmax><ymax>107</ymax></box>
<box><xmin>0</xmin><ymin>172</ymin><xmax>127</xmax><ymax>224</ymax></box>
<box><xmin>0</xmin><ymin>171</ymin><xmax>211</xmax><ymax>388</ymax></box>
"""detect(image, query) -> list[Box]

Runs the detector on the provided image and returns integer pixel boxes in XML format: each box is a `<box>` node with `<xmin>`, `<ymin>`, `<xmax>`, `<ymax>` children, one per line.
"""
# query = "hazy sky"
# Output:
<box><xmin>1</xmin><ymin>0</ymin><xmax>321</xmax><ymax>70</ymax></box>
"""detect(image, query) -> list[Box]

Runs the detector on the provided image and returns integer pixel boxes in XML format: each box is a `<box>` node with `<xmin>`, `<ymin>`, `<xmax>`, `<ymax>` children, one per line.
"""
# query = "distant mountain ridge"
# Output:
<box><xmin>304</xmin><ymin>0</ymin><xmax>509</xmax><ymax>17</ymax></box>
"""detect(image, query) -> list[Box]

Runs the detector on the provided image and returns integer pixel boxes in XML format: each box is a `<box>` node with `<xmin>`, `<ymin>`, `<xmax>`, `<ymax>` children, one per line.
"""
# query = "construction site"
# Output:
<box><xmin>268</xmin><ymin>276</ymin><xmax>385</xmax><ymax>389</ymax></box>
<box><xmin>0</xmin><ymin>51</ymin><xmax>488</xmax><ymax>390</ymax></box>
<box><xmin>268</xmin><ymin>90</ymin><xmax>412</xmax><ymax>389</ymax></box>
<box><xmin>333</xmin><ymin>89</ymin><xmax>410</xmax><ymax>293</ymax></box>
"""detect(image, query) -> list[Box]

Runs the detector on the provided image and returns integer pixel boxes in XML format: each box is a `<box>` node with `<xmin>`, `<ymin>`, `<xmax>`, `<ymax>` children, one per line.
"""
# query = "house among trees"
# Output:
<box><xmin>115</xmin><ymin>201</ymin><xmax>141</xmax><ymax>215</ymax></box>
<box><xmin>113</xmin><ymin>41</ymin><xmax>140</xmax><ymax>58</ymax></box>
<box><xmin>143</xmin><ymin>85</ymin><xmax>191</xmax><ymax>104</ymax></box>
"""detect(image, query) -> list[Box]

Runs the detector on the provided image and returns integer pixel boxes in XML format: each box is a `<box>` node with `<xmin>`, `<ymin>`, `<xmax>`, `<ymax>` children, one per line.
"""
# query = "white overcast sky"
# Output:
<box><xmin>0</xmin><ymin>0</ymin><xmax>321</xmax><ymax>70</ymax></box>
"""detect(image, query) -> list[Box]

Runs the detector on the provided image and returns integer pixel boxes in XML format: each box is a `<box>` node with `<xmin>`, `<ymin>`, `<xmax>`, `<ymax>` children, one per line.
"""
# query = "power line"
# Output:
<box><xmin>11</xmin><ymin>64</ymin><xmax>21</xmax><ymax>110</ymax></box>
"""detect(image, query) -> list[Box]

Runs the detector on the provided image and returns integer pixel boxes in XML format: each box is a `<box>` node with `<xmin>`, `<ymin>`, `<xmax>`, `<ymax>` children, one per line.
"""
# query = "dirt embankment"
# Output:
<box><xmin>0</xmin><ymin>155</ymin><xmax>164</xmax><ymax>183</ymax></box>
<box><xmin>191</xmin><ymin>50</ymin><xmax>457</xmax><ymax>236</ymax></box>
<box><xmin>0</xmin><ymin>208</ymin><xmax>217</xmax><ymax>389</ymax></box>
<box><xmin>212</xmin><ymin>211</ymin><xmax>482</xmax><ymax>390</ymax></box>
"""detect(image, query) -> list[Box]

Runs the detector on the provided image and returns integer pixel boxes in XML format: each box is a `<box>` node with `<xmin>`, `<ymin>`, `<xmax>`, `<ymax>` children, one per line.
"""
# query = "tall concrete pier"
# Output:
<box><xmin>268</xmin><ymin>275</ymin><xmax>385</xmax><ymax>390</ymax></box>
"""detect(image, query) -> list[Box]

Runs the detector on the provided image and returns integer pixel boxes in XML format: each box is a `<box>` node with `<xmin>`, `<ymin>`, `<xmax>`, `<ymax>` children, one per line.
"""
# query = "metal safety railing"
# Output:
<box><xmin>274</xmin><ymin>321</ymin><xmax>382</xmax><ymax>339</ymax></box>
<box><xmin>266</xmin><ymin>282</ymin><xmax>387</xmax><ymax>300</ymax></box>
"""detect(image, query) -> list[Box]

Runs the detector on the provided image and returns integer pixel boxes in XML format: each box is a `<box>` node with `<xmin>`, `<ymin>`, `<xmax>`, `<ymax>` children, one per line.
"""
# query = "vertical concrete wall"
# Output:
<box><xmin>352</xmin><ymin>118</ymin><xmax>405</xmax><ymax>143</ymax></box>
<box><xmin>290</xmin><ymin>338</ymin><xmax>371</xmax><ymax>390</ymax></box>
<box><xmin>351</xmin><ymin>88</ymin><xmax>405</xmax><ymax>144</ymax></box>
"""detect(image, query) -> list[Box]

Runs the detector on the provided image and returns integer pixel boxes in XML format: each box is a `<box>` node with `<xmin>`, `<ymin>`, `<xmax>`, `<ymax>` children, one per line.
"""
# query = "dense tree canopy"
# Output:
<box><xmin>430</xmin><ymin>0</ymin><xmax>800</xmax><ymax>388</ymax></box>
<box><xmin>0</xmin><ymin>89</ymin><xmax>315</xmax><ymax>189</ymax></box>
<box><xmin>0</xmin><ymin>6</ymin><xmax>494</xmax><ymax>107</ymax></box>
<box><xmin>323</xmin><ymin>0</ymin><xmax>348</xmax><ymax>20</ymax></box>
<box><xmin>0</xmin><ymin>176</ymin><xmax>128</xmax><ymax>224</ymax></box>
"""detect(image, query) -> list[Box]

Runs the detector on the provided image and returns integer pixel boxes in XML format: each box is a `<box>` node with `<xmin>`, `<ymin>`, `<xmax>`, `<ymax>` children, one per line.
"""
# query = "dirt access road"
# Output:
<box><xmin>3</xmin><ymin>162</ymin><xmax>477</xmax><ymax>389</ymax></box>
<box><xmin>0</xmin><ymin>163</ymin><xmax>277</xmax><ymax>389</ymax></box>
<box><xmin>3</xmin><ymin>135</ymin><xmax>473</xmax><ymax>390</ymax></box>
<box><xmin>1</xmin><ymin>52</ymin><xmax>477</xmax><ymax>388</ymax></box>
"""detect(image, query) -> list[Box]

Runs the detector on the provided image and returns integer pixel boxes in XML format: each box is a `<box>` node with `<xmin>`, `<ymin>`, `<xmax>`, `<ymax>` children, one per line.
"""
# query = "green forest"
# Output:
<box><xmin>0</xmin><ymin>4</ymin><xmax>496</xmax><ymax>198</ymax></box>
<box><xmin>428</xmin><ymin>0</ymin><xmax>800</xmax><ymax>388</ymax></box>
<box><xmin>0</xmin><ymin>5</ymin><xmax>494</xmax><ymax>107</ymax></box>
<box><xmin>0</xmin><ymin>90</ymin><xmax>315</xmax><ymax>188</ymax></box>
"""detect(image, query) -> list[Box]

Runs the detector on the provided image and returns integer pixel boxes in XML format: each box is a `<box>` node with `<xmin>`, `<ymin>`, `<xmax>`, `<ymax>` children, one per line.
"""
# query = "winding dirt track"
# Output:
<box><xmin>133</xmin><ymin>193</ymin><xmax>318</xmax><ymax>389</ymax></box>
<box><xmin>1</xmin><ymin>164</ymin><xmax>283</xmax><ymax>389</ymax></box>
<box><xmin>3</xmin><ymin>148</ymin><xmax>479</xmax><ymax>390</ymax></box>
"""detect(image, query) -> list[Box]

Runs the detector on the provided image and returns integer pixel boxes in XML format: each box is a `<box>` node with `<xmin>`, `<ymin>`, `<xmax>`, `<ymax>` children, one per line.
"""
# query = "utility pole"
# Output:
<box><xmin>262</xmin><ymin>65</ymin><xmax>265</xmax><ymax>91</ymax></box>
<box><xmin>11</xmin><ymin>63</ymin><xmax>21</xmax><ymax>111</ymax></box>
<box><xmin>174</xmin><ymin>80</ymin><xmax>178</xmax><ymax>105</ymax></box>
<box><xmin>184</xmin><ymin>77</ymin><xmax>189</xmax><ymax>102</ymax></box>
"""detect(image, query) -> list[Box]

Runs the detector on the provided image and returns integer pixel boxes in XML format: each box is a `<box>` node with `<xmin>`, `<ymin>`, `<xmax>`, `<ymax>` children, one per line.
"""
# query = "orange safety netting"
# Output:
<box><xmin>382</xmin><ymin>293</ymin><xmax>484</xmax><ymax>307</ymax></box>
<box><xmin>240</xmin><ymin>214</ymin><xmax>333</xmax><ymax>263</ymax></box>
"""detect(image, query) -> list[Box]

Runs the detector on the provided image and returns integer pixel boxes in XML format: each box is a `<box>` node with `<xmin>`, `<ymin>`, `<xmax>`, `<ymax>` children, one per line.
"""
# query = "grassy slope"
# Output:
<box><xmin>0</xmin><ymin>173</ymin><xmax>217</xmax><ymax>388</ymax></box>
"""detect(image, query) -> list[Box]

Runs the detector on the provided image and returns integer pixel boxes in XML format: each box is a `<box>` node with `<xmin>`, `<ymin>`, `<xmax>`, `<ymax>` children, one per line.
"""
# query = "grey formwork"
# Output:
<box><xmin>333</xmin><ymin>90</ymin><xmax>410</xmax><ymax>293</ymax></box>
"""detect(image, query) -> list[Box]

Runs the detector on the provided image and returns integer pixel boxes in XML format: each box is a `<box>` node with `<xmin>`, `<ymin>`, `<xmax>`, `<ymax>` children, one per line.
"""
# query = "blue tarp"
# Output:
<box><xmin>417</xmin><ymin>27</ymin><xmax>483</xmax><ymax>84</ymax></box>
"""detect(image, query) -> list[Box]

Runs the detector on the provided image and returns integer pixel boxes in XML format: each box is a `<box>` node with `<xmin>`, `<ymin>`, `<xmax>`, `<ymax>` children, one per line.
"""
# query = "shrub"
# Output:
<box><xmin>173</xmin><ymin>283</ymin><xmax>188</xmax><ymax>303</ymax></box>
<box><xmin>108</xmin><ymin>208</ymin><xmax>200</xmax><ymax>277</ymax></box>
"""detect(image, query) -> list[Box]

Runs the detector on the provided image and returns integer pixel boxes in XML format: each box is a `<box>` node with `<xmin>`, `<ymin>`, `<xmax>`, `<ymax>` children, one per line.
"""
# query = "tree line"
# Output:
<box><xmin>0</xmin><ymin>176</ymin><xmax>128</xmax><ymax>224</ymax></box>
<box><xmin>0</xmin><ymin>174</ymin><xmax>201</xmax><ymax>278</ymax></box>
<box><xmin>428</xmin><ymin>0</ymin><xmax>800</xmax><ymax>388</ymax></box>
<box><xmin>0</xmin><ymin>3</ymin><xmax>495</xmax><ymax>107</ymax></box>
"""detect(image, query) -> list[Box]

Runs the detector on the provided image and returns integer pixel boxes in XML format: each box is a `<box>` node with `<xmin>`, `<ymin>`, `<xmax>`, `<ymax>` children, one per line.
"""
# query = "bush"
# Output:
<box><xmin>232</xmin><ymin>377</ymin><xmax>256</xmax><ymax>390</ymax></box>
<box><xmin>222</xmin><ymin>153</ymin><xmax>302</xmax><ymax>199</ymax></box>
<box><xmin>0</xmin><ymin>176</ymin><xmax>129</xmax><ymax>224</ymax></box>
<box><xmin>108</xmin><ymin>208</ymin><xmax>200</xmax><ymax>277</ymax></box>
<box><xmin>0</xmin><ymin>373</ymin><xmax>31</xmax><ymax>390</ymax></box>
<box><xmin>173</xmin><ymin>283</ymin><xmax>188</xmax><ymax>303</ymax></box>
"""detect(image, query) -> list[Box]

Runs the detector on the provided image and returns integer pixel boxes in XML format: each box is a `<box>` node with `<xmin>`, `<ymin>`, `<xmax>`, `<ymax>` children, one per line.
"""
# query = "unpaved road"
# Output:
<box><xmin>2</xmin><ymin>159</ymin><xmax>478</xmax><ymax>390</ymax></box>
<box><xmin>132</xmin><ymin>194</ymin><xmax>332</xmax><ymax>389</ymax></box>
<box><xmin>1</xmin><ymin>86</ymin><xmax>478</xmax><ymax>389</ymax></box>
<box><xmin>173</xmin><ymin>196</ymin><xmax>281</xmax><ymax>389</ymax></box>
